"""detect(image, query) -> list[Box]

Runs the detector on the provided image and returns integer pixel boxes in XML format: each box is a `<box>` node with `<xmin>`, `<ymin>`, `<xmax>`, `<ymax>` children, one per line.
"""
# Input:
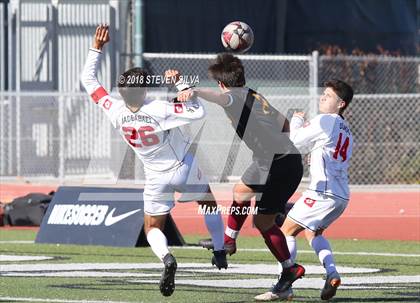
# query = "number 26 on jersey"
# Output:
<box><xmin>122</xmin><ymin>126</ymin><xmax>160</xmax><ymax>148</ymax></box>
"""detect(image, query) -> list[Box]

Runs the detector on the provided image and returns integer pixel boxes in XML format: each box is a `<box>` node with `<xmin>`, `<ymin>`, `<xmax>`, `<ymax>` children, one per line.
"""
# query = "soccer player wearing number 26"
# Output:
<box><xmin>256</xmin><ymin>80</ymin><xmax>354</xmax><ymax>301</ymax></box>
<box><xmin>81</xmin><ymin>25</ymin><xmax>226</xmax><ymax>297</ymax></box>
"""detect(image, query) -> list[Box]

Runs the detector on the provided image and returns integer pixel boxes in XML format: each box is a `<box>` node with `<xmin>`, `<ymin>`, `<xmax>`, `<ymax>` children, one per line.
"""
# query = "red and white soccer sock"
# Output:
<box><xmin>261</xmin><ymin>225</ymin><xmax>293</xmax><ymax>268</ymax></box>
<box><xmin>146</xmin><ymin>228</ymin><xmax>170</xmax><ymax>262</ymax></box>
<box><xmin>278</xmin><ymin>236</ymin><xmax>297</xmax><ymax>273</ymax></box>
<box><xmin>310</xmin><ymin>235</ymin><xmax>338</xmax><ymax>275</ymax></box>
<box><xmin>204</xmin><ymin>212</ymin><xmax>225</xmax><ymax>251</ymax></box>
<box><xmin>224</xmin><ymin>200</ymin><xmax>251</xmax><ymax>244</ymax></box>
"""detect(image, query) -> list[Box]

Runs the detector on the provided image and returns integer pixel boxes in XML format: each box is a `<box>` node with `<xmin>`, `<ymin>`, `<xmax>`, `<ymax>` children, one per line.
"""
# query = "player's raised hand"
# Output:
<box><xmin>164</xmin><ymin>69</ymin><xmax>181</xmax><ymax>83</ymax></box>
<box><xmin>93</xmin><ymin>24</ymin><xmax>110</xmax><ymax>50</ymax></box>
<box><xmin>293</xmin><ymin>111</ymin><xmax>305</xmax><ymax>119</ymax></box>
<box><xmin>177</xmin><ymin>88</ymin><xmax>195</xmax><ymax>102</ymax></box>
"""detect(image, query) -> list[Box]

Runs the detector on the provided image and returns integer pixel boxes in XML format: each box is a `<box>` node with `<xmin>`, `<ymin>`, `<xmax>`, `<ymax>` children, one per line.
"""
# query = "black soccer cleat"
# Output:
<box><xmin>272</xmin><ymin>263</ymin><xmax>305</xmax><ymax>293</ymax></box>
<box><xmin>199</xmin><ymin>238</ymin><xmax>237</xmax><ymax>255</ymax></box>
<box><xmin>198</xmin><ymin>238</ymin><xmax>214</xmax><ymax>250</ymax></box>
<box><xmin>211</xmin><ymin>250</ymin><xmax>228</xmax><ymax>270</ymax></box>
<box><xmin>159</xmin><ymin>253</ymin><xmax>177</xmax><ymax>296</ymax></box>
<box><xmin>320</xmin><ymin>272</ymin><xmax>341</xmax><ymax>300</ymax></box>
<box><xmin>224</xmin><ymin>241</ymin><xmax>237</xmax><ymax>256</ymax></box>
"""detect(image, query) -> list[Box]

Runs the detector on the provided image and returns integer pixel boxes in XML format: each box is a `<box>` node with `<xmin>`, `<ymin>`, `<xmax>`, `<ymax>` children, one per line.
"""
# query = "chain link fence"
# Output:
<box><xmin>346</xmin><ymin>94</ymin><xmax>419</xmax><ymax>184</ymax></box>
<box><xmin>0</xmin><ymin>91</ymin><xmax>418</xmax><ymax>185</ymax></box>
<box><xmin>0</xmin><ymin>92</ymin><xmax>117</xmax><ymax>179</ymax></box>
<box><xmin>141</xmin><ymin>53</ymin><xmax>314</xmax><ymax>91</ymax></box>
<box><xmin>1</xmin><ymin>54</ymin><xmax>419</xmax><ymax>184</ymax></box>
<box><xmin>319</xmin><ymin>56</ymin><xmax>420</xmax><ymax>94</ymax></box>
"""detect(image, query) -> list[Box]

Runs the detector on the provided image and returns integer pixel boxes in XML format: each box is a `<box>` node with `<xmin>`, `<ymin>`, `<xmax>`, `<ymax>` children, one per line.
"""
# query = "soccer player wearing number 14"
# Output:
<box><xmin>81</xmin><ymin>25</ymin><xmax>227</xmax><ymax>297</ymax></box>
<box><xmin>255</xmin><ymin>79</ymin><xmax>354</xmax><ymax>301</ymax></box>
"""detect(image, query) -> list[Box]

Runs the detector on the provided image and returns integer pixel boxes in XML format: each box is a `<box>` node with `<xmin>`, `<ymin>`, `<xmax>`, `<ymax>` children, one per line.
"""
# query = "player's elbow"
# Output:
<box><xmin>289</xmin><ymin>134</ymin><xmax>303</xmax><ymax>148</ymax></box>
<box><xmin>80</xmin><ymin>72</ymin><xmax>89</xmax><ymax>89</ymax></box>
<box><xmin>197</xmin><ymin>107</ymin><xmax>206</xmax><ymax>119</ymax></box>
<box><xmin>189</xmin><ymin>99</ymin><xmax>206</xmax><ymax>120</ymax></box>
<box><xmin>191</xmin><ymin>107</ymin><xmax>205</xmax><ymax>120</ymax></box>
<box><xmin>80</xmin><ymin>72</ymin><xmax>96</xmax><ymax>93</ymax></box>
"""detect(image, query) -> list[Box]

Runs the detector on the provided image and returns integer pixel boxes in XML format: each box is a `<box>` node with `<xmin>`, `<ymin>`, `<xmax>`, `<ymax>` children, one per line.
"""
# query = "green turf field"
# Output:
<box><xmin>1</xmin><ymin>230</ymin><xmax>419</xmax><ymax>303</ymax></box>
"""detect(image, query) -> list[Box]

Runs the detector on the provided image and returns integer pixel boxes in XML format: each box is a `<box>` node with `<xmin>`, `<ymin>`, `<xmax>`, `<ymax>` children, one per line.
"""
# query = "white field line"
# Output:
<box><xmin>130</xmin><ymin>275</ymin><xmax>420</xmax><ymax>289</ymax></box>
<box><xmin>0</xmin><ymin>240</ymin><xmax>419</xmax><ymax>257</ymax></box>
<box><xmin>0</xmin><ymin>240</ymin><xmax>34</xmax><ymax>244</ymax></box>
<box><xmin>173</xmin><ymin>246</ymin><xmax>420</xmax><ymax>257</ymax></box>
<box><xmin>0</xmin><ymin>297</ymin><xmax>133</xmax><ymax>303</ymax></box>
<box><xmin>0</xmin><ymin>263</ymin><xmax>379</xmax><ymax>275</ymax></box>
<box><xmin>0</xmin><ymin>255</ymin><xmax>53</xmax><ymax>261</ymax></box>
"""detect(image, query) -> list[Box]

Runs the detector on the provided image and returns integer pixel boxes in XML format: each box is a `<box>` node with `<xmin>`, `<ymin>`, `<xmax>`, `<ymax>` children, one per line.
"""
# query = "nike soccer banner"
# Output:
<box><xmin>35</xmin><ymin>187</ymin><xmax>145</xmax><ymax>247</ymax></box>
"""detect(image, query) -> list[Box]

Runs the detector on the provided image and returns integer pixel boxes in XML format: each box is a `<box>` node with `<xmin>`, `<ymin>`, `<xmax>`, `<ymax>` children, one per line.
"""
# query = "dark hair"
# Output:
<box><xmin>208</xmin><ymin>53</ymin><xmax>245</xmax><ymax>87</ymax></box>
<box><xmin>324</xmin><ymin>79</ymin><xmax>354</xmax><ymax>112</ymax></box>
<box><xmin>117</xmin><ymin>67</ymin><xmax>150</xmax><ymax>106</ymax></box>
<box><xmin>117</xmin><ymin>67</ymin><xmax>150</xmax><ymax>88</ymax></box>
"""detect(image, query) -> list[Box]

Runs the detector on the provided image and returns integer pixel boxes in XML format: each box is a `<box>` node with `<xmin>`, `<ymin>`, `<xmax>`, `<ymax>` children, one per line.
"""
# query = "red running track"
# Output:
<box><xmin>1</xmin><ymin>184</ymin><xmax>419</xmax><ymax>241</ymax></box>
<box><xmin>172</xmin><ymin>191</ymin><xmax>420</xmax><ymax>241</ymax></box>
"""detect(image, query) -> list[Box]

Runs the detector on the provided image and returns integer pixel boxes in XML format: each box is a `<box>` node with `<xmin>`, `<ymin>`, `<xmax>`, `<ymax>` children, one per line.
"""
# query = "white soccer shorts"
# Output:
<box><xmin>143</xmin><ymin>153</ymin><xmax>210</xmax><ymax>216</ymax></box>
<box><xmin>287</xmin><ymin>191</ymin><xmax>348</xmax><ymax>232</ymax></box>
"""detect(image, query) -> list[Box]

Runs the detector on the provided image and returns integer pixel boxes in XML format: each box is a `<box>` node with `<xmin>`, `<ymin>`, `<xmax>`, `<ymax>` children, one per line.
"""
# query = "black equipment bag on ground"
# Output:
<box><xmin>2</xmin><ymin>192</ymin><xmax>54</xmax><ymax>226</ymax></box>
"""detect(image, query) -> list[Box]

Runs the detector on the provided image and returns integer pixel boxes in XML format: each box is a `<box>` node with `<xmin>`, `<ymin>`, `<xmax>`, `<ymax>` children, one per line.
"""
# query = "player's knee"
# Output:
<box><xmin>305</xmin><ymin>229</ymin><xmax>321</xmax><ymax>244</ymax></box>
<box><xmin>253</xmin><ymin>215</ymin><xmax>273</xmax><ymax>232</ymax></box>
<box><xmin>233</xmin><ymin>186</ymin><xmax>253</xmax><ymax>202</ymax></box>
<box><xmin>144</xmin><ymin>215</ymin><xmax>166</xmax><ymax>234</ymax></box>
<box><xmin>281</xmin><ymin>218</ymin><xmax>303</xmax><ymax>237</ymax></box>
<box><xmin>233</xmin><ymin>193</ymin><xmax>245</xmax><ymax>203</ymax></box>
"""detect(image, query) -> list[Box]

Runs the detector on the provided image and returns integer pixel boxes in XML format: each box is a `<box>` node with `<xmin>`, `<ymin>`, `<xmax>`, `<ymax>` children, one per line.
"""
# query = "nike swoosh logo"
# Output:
<box><xmin>104</xmin><ymin>208</ymin><xmax>142</xmax><ymax>226</ymax></box>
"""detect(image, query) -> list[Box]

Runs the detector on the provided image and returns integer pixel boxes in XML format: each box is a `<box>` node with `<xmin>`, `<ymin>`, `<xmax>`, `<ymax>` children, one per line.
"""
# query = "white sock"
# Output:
<box><xmin>146</xmin><ymin>228</ymin><xmax>170</xmax><ymax>261</ymax></box>
<box><xmin>310</xmin><ymin>235</ymin><xmax>337</xmax><ymax>275</ymax></box>
<box><xmin>286</xmin><ymin>236</ymin><xmax>297</xmax><ymax>262</ymax></box>
<box><xmin>204</xmin><ymin>211</ymin><xmax>224</xmax><ymax>251</ymax></box>
<box><xmin>278</xmin><ymin>236</ymin><xmax>297</xmax><ymax>274</ymax></box>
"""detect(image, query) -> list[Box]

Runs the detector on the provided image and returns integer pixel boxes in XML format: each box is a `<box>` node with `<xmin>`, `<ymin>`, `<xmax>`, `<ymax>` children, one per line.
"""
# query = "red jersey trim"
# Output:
<box><xmin>91</xmin><ymin>87</ymin><xmax>108</xmax><ymax>104</ymax></box>
<box><xmin>174</xmin><ymin>103</ymin><xmax>184</xmax><ymax>114</ymax></box>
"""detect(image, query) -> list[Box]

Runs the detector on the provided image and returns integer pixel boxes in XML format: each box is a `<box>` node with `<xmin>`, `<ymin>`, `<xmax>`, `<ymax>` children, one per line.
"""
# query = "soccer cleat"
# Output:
<box><xmin>159</xmin><ymin>253</ymin><xmax>177</xmax><ymax>296</ymax></box>
<box><xmin>254</xmin><ymin>287</ymin><xmax>293</xmax><ymax>301</ymax></box>
<box><xmin>198</xmin><ymin>238</ymin><xmax>214</xmax><ymax>250</ymax></box>
<box><xmin>211</xmin><ymin>250</ymin><xmax>228</xmax><ymax>269</ymax></box>
<box><xmin>199</xmin><ymin>238</ymin><xmax>237</xmax><ymax>255</ymax></box>
<box><xmin>224</xmin><ymin>240</ymin><xmax>237</xmax><ymax>255</ymax></box>
<box><xmin>320</xmin><ymin>272</ymin><xmax>341</xmax><ymax>300</ymax></box>
<box><xmin>272</xmin><ymin>263</ymin><xmax>305</xmax><ymax>293</ymax></box>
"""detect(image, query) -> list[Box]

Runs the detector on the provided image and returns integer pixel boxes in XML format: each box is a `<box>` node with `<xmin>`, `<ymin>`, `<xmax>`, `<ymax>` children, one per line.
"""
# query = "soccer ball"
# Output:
<box><xmin>221</xmin><ymin>21</ymin><xmax>254</xmax><ymax>53</ymax></box>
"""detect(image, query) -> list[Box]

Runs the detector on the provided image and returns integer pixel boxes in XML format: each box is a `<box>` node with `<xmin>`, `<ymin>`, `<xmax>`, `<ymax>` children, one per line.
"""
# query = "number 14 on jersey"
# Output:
<box><xmin>333</xmin><ymin>133</ymin><xmax>350</xmax><ymax>162</ymax></box>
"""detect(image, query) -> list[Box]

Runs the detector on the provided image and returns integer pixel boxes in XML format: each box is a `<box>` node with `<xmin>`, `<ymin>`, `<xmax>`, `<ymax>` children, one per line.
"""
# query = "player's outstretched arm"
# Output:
<box><xmin>177</xmin><ymin>88</ymin><xmax>230</xmax><ymax>107</ymax></box>
<box><xmin>81</xmin><ymin>24</ymin><xmax>110</xmax><ymax>98</ymax></box>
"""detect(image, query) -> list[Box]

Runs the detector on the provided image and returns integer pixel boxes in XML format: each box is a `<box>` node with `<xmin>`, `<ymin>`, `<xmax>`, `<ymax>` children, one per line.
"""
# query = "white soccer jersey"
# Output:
<box><xmin>81</xmin><ymin>48</ymin><xmax>205</xmax><ymax>173</ymax></box>
<box><xmin>290</xmin><ymin>113</ymin><xmax>353</xmax><ymax>200</ymax></box>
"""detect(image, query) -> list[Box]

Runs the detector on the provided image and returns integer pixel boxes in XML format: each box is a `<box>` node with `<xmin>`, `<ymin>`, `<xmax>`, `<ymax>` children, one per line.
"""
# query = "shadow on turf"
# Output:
<box><xmin>331</xmin><ymin>298</ymin><xmax>418</xmax><ymax>302</ymax></box>
<box><xmin>48</xmin><ymin>281</ymin><xmax>257</xmax><ymax>296</ymax></box>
